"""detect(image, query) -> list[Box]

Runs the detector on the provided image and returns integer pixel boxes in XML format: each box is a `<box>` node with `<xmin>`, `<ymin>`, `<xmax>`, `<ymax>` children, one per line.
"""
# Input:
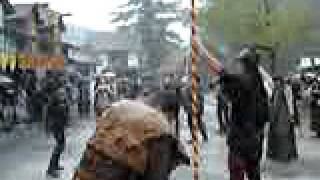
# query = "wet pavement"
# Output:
<box><xmin>173</xmin><ymin>94</ymin><xmax>320</xmax><ymax>180</ymax></box>
<box><xmin>0</xmin><ymin>97</ymin><xmax>320</xmax><ymax>180</ymax></box>
<box><xmin>0</xmin><ymin>105</ymin><xmax>95</xmax><ymax>180</ymax></box>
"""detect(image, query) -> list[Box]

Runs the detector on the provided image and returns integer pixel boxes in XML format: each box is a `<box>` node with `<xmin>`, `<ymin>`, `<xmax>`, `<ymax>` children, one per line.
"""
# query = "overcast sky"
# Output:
<box><xmin>9</xmin><ymin>0</ymin><xmax>190</xmax><ymax>43</ymax></box>
<box><xmin>11</xmin><ymin>0</ymin><xmax>129</xmax><ymax>31</ymax></box>
<box><xmin>10</xmin><ymin>0</ymin><xmax>191</xmax><ymax>42</ymax></box>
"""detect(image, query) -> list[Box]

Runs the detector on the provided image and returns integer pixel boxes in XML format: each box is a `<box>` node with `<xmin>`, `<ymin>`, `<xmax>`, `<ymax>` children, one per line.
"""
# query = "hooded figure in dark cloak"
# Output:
<box><xmin>221</xmin><ymin>45</ymin><xmax>269</xmax><ymax>180</ymax></box>
<box><xmin>267</xmin><ymin>77</ymin><xmax>298</xmax><ymax>162</ymax></box>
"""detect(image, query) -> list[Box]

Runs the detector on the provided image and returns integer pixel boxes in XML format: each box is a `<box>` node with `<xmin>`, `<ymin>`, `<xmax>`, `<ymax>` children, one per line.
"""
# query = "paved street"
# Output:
<box><xmin>173</xmin><ymin>94</ymin><xmax>320</xmax><ymax>180</ymax></box>
<box><xmin>0</xmin><ymin>105</ymin><xmax>96</xmax><ymax>180</ymax></box>
<box><xmin>0</xmin><ymin>97</ymin><xmax>320</xmax><ymax>180</ymax></box>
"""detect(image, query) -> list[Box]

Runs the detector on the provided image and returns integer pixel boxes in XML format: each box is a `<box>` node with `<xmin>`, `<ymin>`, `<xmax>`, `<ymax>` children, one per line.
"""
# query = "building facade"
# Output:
<box><xmin>93</xmin><ymin>28</ymin><xmax>143</xmax><ymax>86</ymax></box>
<box><xmin>0</xmin><ymin>0</ymin><xmax>16</xmax><ymax>72</ymax></box>
<box><xmin>14</xmin><ymin>3</ymin><xmax>65</xmax><ymax>56</ymax></box>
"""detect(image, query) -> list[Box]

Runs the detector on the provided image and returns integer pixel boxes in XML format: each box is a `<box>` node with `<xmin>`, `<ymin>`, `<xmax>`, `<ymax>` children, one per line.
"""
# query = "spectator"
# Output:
<box><xmin>267</xmin><ymin>77</ymin><xmax>298</xmax><ymax>162</ymax></box>
<box><xmin>46</xmin><ymin>87</ymin><xmax>68</xmax><ymax>178</ymax></box>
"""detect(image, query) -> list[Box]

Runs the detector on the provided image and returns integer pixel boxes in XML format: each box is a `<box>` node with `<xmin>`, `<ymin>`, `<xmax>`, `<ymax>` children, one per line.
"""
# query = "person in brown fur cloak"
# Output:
<box><xmin>73</xmin><ymin>100</ymin><xmax>189</xmax><ymax>180</ymax></box>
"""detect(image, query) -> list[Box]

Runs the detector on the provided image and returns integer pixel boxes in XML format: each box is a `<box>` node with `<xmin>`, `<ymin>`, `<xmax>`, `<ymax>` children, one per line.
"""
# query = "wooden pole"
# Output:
<box><xmin>191</xmin><ymin>0</ymin><xmax>201</xmax><ymax>179</ymax></box>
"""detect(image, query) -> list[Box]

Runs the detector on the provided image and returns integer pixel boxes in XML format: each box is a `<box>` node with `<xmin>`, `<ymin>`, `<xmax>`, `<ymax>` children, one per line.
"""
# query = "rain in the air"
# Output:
<box><xmin>0</xmin><ymin>0</ymin><xmax>319</xmax><ymax>180</ymax></box>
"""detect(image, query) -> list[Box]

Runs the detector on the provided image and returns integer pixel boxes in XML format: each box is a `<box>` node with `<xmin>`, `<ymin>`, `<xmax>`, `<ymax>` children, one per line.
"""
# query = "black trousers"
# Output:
<box><xmin>187</xmin><ymin>113</ymin><xmax>208</xmax><ymax>141</ymax></box>
<box><xmin>228</xmin><ymin>153</ymin><xmax>261</xmax><ymax>180</ymax></box>
<box><xmin>48</xmin><ymin>129</ymin><xmax>65</xmax><ymax>171</ymax></box>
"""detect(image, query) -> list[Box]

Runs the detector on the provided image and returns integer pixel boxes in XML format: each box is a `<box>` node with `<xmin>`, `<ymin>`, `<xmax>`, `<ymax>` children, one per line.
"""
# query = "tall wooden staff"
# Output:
<box><xmin>191</xmin><ymin>0</ymin><xmax>201</xmax><ymax>179</ymax></box>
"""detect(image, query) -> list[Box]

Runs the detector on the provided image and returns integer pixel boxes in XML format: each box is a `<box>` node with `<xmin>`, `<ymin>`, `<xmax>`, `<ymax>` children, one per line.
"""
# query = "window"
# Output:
<box><xmin>314</xmin><ymin>57</ymin><xmax>320</xmax><ymax>65</ymax></box>
<box><xmin>301</xmin><ymin>57</ymin><xmax>312</xmax><ymax>67</ymax></box>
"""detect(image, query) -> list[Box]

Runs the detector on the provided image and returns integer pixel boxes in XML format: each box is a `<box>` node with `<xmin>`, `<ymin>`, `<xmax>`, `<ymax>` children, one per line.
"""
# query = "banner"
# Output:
<box><xmin>0</xmin><ymin>53</ymin><xmax>65</xmax><ymax>70</ymax></box>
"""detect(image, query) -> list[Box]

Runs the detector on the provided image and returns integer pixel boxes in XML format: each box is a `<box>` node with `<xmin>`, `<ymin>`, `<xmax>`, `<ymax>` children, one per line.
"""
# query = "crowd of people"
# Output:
<box><xmin>88</xmin><ymin>44</ymin><xmax>319</xmax><ymax>180</ymax></box>
<box><xmin>0</xmin><ymin>69</ymin><xmax>93</xmax><ymax>129</ymax></box>
<box><xmin>3</xmin><ymin>44</ymin><xmax>312</xmax><ymax>179</ymax></box>
<box><xmin>0</xmin><ymin>69</ymin><xmax>92</xmax><ymax>178</ymax></box>
<box><xmin>212</xmin><ymin>45</ymin><xmax>320</xmax><ymax>180</ymax></box>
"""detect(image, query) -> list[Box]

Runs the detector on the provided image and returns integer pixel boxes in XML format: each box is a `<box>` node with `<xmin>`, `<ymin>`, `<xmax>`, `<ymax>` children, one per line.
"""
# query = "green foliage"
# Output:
<box><xmin>201</xmin><ymin>0</ymin><xmax>311</xmax><ymax>49</ymax></box>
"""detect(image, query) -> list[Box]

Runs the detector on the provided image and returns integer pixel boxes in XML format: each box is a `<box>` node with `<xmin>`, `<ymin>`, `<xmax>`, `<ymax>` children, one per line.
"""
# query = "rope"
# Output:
<box><xmin>191</xmin><ymin>1</ymin><xmax>201</xmax><ymax>179</ymax></box>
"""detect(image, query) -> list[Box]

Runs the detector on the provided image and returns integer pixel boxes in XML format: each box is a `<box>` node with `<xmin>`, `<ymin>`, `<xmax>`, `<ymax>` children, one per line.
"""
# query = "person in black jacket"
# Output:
<box><xmin>46</xmin><ymin>87</ymin><xmax>68</xmax><ymax>178</ymax></box>
<box><xmin>221</xmin><ymin>45</ymin><xmax>268</xmax><ymax>180</ymax></box>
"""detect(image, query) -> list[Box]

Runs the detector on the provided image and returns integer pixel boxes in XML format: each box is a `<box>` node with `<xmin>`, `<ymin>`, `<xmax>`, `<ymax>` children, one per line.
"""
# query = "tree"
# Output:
<box><xmin>112</xmin><ymin>0</ymin><xmax>185</xmax><ymax>84</ymax></box>
<box><xmin>199</xmin><ymin>0</ymin><xmax>312</xmax><ymax>73</ymax></box>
